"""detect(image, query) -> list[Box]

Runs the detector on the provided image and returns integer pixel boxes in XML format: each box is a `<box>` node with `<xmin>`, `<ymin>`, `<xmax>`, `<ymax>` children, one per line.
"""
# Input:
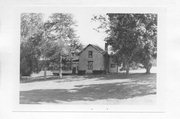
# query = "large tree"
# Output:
<box><xmin>20</xmin><ymin>13</ymin><xmax>81</xmax><ymax>79</ymax></box>
<box><xmin>93</xmin><ymin>14</ymin><xmax>157</xmax><ymax>75</ymax></box>
<box><xmin>41</xmin><ymin>13</ymin><xmax>79</xmax><ymax>79</ymax></box>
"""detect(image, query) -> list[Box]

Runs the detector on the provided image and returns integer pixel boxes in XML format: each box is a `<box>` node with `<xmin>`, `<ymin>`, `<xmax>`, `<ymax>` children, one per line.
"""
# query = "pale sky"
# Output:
<box><xmin>73</xmin><ymin>12</ymin><xmax>107</xmax><ymax>49</ymax></box>
<box><xmin>44</xmin><ymin>12</ymin><xmax>107</xmax><ymax>49</ymax></box>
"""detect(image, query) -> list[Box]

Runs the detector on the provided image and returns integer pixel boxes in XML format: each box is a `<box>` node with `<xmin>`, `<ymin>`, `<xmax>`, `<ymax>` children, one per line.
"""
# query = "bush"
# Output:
<box><xmin>93</xmin><ymin>70</ymin><xmax>105</xmax><ymax>74</ymax></box>
<box><xmin>78</xmin><ymin>70</ymin><xmax>86</xmax><ymax>75</ymax></box>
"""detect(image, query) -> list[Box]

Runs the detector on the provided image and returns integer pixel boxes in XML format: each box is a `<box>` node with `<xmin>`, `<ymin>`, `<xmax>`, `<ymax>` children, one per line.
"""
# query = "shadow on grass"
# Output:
<box><xmin>20</xmin><ymin>73</ymin><xmax>156</xmax><ymax>104</ymax></box>
<box><xmin>83</xmin><ymin>73</ymin><xmax>156</xmax><ymax>79</ymax></box>
<box><xmin>20</xmin><ymin>76</ymin><xmax>59</xmax><ymax>84</ymax></box>
<box><xmin>20</xmin><ymin>75</ymin><xmax>81</xmax><ymax>84</ymax></box>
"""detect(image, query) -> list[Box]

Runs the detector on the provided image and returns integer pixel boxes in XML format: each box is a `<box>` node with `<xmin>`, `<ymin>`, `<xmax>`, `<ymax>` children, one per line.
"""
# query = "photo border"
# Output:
<box><xmin>7</xmin><ymin>6</ymin><xmax>166</xmax><ymax>112</ymax></box>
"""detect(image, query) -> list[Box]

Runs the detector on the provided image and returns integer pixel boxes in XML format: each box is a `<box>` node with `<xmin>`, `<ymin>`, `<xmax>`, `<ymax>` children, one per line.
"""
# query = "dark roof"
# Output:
<box><xmin>78</xmin><ymin>44</ymin><xmax>106</xmax><ymax>55</ymax></box>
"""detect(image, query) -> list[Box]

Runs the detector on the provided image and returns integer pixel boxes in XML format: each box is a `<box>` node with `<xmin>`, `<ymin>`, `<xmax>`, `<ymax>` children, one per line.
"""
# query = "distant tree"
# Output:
<box><xmin>92</xmin><ymin>14</ymin><xmax>157</xmax><ymax>75</ymax></box>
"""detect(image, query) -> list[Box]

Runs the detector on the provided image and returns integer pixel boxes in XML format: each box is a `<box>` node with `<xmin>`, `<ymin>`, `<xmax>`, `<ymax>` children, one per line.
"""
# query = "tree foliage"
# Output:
<box><xmin>41</xmin><ymin>13</ymin><xmax>82</xmax><ymax>78</ymax></box>
<box><xmin>42</xmin><ymin>13</ymin><xmax>77</xmax><ymax>58</ymax></box>
<box><xmin>93</xmin><ymin>13</ymin><xmax>157</xmax><ymax>74</ymax></box>
<box><xmin>21</xmin><ymin>13</ymin><xmax>43</xmax><ymax>42</ymax></box>
<box><xmin>20</xmin><ymin>13</ymin><xmax>43</xmax><ymax>76</ymax></box>
<box><xmin>20</xmin><ymin>13</ymin><xmax>82</xmax><ymax>77</ymax></box>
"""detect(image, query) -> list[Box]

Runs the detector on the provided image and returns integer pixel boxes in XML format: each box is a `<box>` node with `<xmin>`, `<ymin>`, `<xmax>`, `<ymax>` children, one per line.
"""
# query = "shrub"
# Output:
<box><xmin>93</xmin><ymin>70</ymin><xmax>105</xmax><ymax>74</ymax></box>
<box><xmin>78</xmin><ymin>70</ymin><xmax>86</xmax><ymax>75</ymax></box>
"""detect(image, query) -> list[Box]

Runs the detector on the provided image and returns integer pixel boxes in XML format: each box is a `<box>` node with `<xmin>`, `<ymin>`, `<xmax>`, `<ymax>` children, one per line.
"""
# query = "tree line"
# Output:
<box><xmin>20</xmin><ymin>13</ymin><xmax>83</xmax><ymax>79</ymax></box>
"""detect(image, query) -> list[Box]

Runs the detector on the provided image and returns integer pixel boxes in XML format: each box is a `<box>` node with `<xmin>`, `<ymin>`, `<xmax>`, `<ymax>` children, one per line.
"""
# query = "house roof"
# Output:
<box><xmin>78</xmin><ymin>44</ymin><xmax>107</xmax><ymax>55</ymax></box>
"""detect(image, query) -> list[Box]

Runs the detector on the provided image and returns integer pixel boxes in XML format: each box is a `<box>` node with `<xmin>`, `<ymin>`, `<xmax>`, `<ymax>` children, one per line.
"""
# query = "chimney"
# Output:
<box><xmin>105</xmin><ymin>43</ymin><xmax>108</xmax><ymax>52</ymax></box>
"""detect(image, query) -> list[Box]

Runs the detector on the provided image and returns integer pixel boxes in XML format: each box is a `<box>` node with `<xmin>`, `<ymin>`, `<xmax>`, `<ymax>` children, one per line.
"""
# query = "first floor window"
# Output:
<box><xmin>88</xmin><ymin>61</ymin><xmax>93</xmax><ymax>70</ymax></box>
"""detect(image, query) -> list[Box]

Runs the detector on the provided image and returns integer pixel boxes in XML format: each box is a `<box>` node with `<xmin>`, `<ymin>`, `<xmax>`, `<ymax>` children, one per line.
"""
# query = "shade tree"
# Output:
<box><xmin>92</xmin><ymin>13</ymin><xmax>157</xmax><ymax>75</ymax></box>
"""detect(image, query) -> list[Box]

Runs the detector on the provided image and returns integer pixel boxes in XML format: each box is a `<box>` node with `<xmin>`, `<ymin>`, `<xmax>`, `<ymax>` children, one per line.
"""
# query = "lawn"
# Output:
<box><xmin>20</xmin><ymin>68</ymin><xmax>156</xmax><ymax>104</ymax></box>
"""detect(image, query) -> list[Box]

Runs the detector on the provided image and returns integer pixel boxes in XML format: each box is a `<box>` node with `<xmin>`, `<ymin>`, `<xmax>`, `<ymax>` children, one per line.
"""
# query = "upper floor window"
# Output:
<box><xmin>88</xmin><ymin>51</ymin><xmax>93</xmax><ymax>58</ymax></box>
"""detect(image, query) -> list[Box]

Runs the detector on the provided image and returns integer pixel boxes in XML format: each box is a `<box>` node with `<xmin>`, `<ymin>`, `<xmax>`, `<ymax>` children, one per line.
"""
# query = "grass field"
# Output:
<box><xmin>20</xmin><ymin>67</ymin><xmax>156</xmax><ymax>104</ymax></box>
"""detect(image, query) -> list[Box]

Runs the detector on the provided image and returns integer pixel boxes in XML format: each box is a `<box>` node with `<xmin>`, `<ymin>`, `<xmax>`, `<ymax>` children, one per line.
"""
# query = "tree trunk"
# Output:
<box><xmin>44</xmin><ymin>67</ymin><xmax>47</xmax><ymax>80</ymax></box>
<box><xmin>59</xmin><ymin>54</ymin><xmax>63</xmax><ymax>79</ymax></box>
<box><xmin>104</xmin><ymin>53</ymin><xmax>109</xmax><ymax>74</ymax></box>
<box><xmin>145</xmin><ymin>64</ymin><xmax>152</xmax><ymax>74</ymax></box>
<box><xmin>44</xmin><ymin>59</ymin><xmax>47</xmax><ymax>80</ymax></box>
<box><xmin>125</xmin><ymin>61</ymin><xmax>130</xmax><ymax>76</ymax></box>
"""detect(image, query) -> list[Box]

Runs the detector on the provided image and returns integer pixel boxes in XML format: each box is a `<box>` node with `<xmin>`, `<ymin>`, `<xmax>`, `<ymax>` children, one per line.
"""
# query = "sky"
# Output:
<box><xmin>73</xmin><ymin>12</ymin><xmax>107</xmax><ymax>49</ymax></box>
<box><xmin>44</xmin><ymin>11</ymin><xmax>107</xmax><ymax>49</ymax></box>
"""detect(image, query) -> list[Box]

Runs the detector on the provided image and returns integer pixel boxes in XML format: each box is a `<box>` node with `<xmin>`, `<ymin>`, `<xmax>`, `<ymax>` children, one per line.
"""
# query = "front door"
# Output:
<box><xmin>87</xmin><ymin>61</ymin><xmax>93</xmax><ymax>73</ymax></box>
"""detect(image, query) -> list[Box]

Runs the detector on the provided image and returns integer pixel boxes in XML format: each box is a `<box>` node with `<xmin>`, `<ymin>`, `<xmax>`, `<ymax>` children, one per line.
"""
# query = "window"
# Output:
<box><xmin>88</xmin><ymin>51</ymin><xmax>93</xmax><ymax>58</ymax></box>
<box><xmin>111</xmin><ymin>64</ymin><xmax>115</xmax><ymax>68</ymax></box>
<box><xmin>88</xmin><ymin>61</ymin><xmax>93</xmax><ymax>70</ymax></box>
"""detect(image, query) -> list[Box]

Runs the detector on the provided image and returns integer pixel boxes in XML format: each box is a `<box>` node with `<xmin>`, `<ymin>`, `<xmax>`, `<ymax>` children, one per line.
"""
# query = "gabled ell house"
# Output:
<box><xmin>78</xmin><ymin>44</ymin><xmax>118</xmax><ymax>74</ymax></box>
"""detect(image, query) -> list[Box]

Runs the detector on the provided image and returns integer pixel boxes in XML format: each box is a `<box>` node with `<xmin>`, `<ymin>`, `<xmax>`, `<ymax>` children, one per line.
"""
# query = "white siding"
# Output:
<box><xmin>78</xmin><ymin>45</ymin><xmax>104</xmax><ymax>73</ymax></box>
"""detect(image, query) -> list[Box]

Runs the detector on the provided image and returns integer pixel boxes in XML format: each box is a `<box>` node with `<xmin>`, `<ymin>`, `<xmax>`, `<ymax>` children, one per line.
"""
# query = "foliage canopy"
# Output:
<box><xmin>92</xmin><ymin>13</ymin><xmax>157</xmax><ymax>74</ymax></box>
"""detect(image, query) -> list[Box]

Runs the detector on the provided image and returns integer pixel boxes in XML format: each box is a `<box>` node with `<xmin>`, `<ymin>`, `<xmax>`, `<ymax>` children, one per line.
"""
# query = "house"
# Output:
<box><xmin>77</xmin><ymin>44</ymin><xmax>118</xmax><ymax>74</ymax></box>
